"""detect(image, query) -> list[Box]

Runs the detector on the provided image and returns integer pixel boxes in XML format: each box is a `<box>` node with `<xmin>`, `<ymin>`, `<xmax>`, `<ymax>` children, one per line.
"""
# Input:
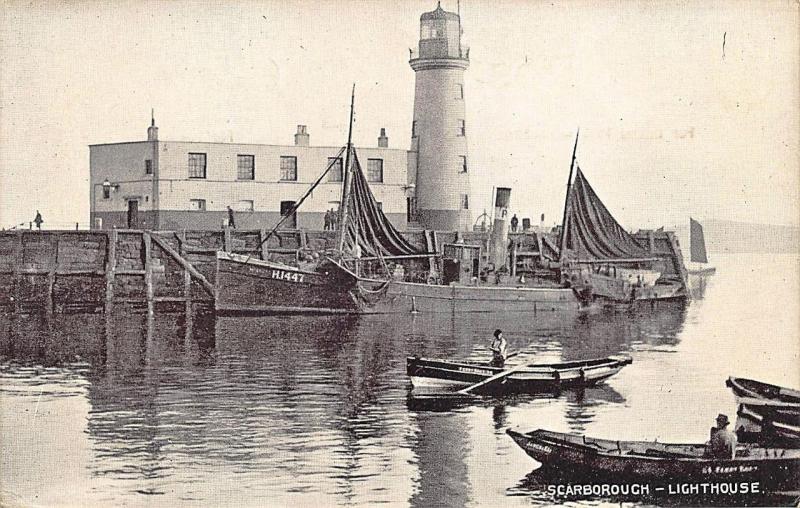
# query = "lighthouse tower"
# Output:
<box><xmin>409</xmin><ymin>2</ymin><xmax>471</xmax><ymax>231</ymax></box>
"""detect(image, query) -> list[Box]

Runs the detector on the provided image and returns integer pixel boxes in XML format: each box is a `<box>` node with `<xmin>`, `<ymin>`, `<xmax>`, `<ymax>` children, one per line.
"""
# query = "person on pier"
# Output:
<box><xmin>490</xmin><ymin>329</ymin><xmax>508</xmax><ymax>368</ymax></box>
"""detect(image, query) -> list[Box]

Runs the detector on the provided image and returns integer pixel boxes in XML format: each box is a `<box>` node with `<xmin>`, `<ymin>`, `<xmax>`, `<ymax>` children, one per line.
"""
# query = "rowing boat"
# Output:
<box><xmin>727</xmin><ymin>377</ymin><xmax>800</xmax><ymax>404</ymax></box>
<box><xmin>726</xmin><ymin>377</ymin><xmax>800</xmax><ymax>444</ymax></box>
<box><xmin>507</xmin><ymin>428</ymin><xmax>800</xmax><ymax>491</ymax></box>
<box><xmin>406</xmin><ymin>355</ymin><xmax>632</xmax><ymax>394</ymax></box>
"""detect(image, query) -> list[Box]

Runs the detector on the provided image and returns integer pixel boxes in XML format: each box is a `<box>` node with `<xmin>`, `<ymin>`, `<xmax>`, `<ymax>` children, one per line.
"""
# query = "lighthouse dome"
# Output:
<box><xmin>420</xmin><ymin>2</ymin><xmax>459</xmax><ymax>21</ymax></box>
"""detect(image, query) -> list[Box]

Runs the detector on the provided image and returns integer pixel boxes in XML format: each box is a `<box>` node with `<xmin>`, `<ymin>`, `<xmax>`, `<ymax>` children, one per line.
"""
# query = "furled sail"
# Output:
<box><xmin>689</xmin><ymin>217</ymin><xmax>708</xmax><ymax>263</ymax></box>
<box><xmin>338</xmin><ymin>149</ymin><xmax>421</xmax><ymax>258</ymax></box>
<box><xmin>561</xmin><ymin>167</ymin><xmax>650</xmax><ymax>260</ymax></box>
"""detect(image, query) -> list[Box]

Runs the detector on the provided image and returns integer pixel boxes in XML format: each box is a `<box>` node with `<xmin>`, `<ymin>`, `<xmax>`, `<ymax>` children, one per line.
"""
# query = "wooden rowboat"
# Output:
<box><xmin>406</xmin><ymin>355</ymin><xmax>632</xmax><ymax>394</ymax></box>
<box><xmin>726</xmin><ymin>377</ymin><xmax>800</xmax><ymax>404</ymax></box>
<box><xmin>507</xmin><ymin>428</ymin><xmax>800</xmax><ymax>491</ymax></box>
<box><xmin>726</xmin><ymin>377</ymin><xmax>800</xmax><ymax>444</ymax></box>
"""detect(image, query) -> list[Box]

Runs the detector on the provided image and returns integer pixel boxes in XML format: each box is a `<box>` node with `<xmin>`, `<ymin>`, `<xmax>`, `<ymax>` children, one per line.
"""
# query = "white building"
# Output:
<box><xmin>90</xmin><ymin>3</ymin><xmax>473</xmax><ymax>232</ymax></box>
<box><xmin>90</xmin><ymin>122</ymin><xmax>410</xmax><ymax>231</ymax></box>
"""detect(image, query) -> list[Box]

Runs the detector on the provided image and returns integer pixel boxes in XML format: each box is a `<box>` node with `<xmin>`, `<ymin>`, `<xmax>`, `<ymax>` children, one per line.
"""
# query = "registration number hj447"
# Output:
<box><xmin>271</xmin><ymin>269</ymin><xmax>305</xmax><ymax>283</ymax></box>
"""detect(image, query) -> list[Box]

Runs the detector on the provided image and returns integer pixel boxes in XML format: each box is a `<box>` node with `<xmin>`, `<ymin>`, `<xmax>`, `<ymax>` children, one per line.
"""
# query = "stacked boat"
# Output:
<box><xmin>727</xmin><ymin>377</ymin><xmax>800</xmax><ymax>445</ymax></box>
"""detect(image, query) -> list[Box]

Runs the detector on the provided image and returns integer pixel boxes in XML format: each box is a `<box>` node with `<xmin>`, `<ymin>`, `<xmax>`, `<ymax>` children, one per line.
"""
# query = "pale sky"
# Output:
<box><xmin>1</xmin><ymin>0</ymin><xmax>798</xmax><ymax>230</ymax></box>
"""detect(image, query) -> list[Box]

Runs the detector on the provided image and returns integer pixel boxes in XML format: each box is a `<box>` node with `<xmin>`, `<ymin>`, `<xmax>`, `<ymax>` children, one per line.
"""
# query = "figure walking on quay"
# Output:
<box><xmin>227</xmin><ymin>206</ymin><xmax>236</xmax><ymax>229</ymax></box>
<box><xmin>33</xmin><ymin>210</ymin><xmax>43</xmax><ymax>231</ymax></box>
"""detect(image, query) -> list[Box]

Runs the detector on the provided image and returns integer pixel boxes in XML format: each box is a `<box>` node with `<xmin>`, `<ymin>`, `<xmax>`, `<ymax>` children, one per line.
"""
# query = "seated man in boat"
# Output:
<box><xmin>490</xmin><ymin>329</ymin><xmax>507</xmax><ymax>368</ymax></box>
<box><xmin>706</xmin><ymin>413</ymin><xmax>737</xmax><ymax>459</ymax></box>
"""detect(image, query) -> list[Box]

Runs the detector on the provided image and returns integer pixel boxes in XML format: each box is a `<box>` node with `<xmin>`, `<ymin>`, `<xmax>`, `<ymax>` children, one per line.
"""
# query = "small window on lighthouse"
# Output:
<box><xmin>459</xmin><ymin>156</ymin><xmax>468</xmax><ymax>173</ymax></box>
<box><xmin>457</xmin><ymin>119</ymin><xmax>466</xmax><ymax>137</ymax></box>
<box><xmin>456</xmin><ymin>84</ymin><xmax>464</xmax><ymax>99</ymax></box>
<box><xmin>412</xmin><ymin>120</ymin><xmax>418</xmax><ymax>137</ymax></box>
<box><xmin>460</xmin><ymin>194</ymin><xmax>469</xmax><ymax>210</ymax></box>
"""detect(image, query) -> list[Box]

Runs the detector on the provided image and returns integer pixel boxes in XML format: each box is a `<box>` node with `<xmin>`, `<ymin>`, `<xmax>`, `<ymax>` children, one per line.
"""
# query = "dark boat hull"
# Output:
<box><xmin>407</xmin><ymin>355</ymin><xmax>632</xmax><ymax>394</ymax></box>
<box><xmin>215</xmin><ymin>252</ymin><xmax>360</xmax><ymax>313</ymax></box>
<box><xmin>507</xmin><ymin>428</ymin><xmax>800</xmax><ymax>491</ymax></box>
<box><xmin>216</xmin><ymin>252</ymin><xmax>586</xmax><ymax>314</ymax></box>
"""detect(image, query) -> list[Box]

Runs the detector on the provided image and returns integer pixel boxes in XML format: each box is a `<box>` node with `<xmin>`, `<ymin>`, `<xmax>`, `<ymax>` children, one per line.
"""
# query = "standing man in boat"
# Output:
<box><xmin>706</xmin><ymin>413</ymin><xmax>737</xmax><ymax>459</ymax></box>
<box><xmin>490</xmin><ymin>329</ymin><xmax>508</xmax><ymax>367</ymax></box>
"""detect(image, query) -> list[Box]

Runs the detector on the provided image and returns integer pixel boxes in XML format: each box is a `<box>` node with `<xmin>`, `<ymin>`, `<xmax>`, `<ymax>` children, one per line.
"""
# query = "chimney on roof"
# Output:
<box><xmin>294</xmin><ymin>125</ymin><xmax>309</xmax><ymax>146</ymax></box>
<box><xmin>147</xmin><ymin>109</ymin><xmax>158</xmax><ymax>141</ymax></box>
<box><xmin>378</xmin><ymin>127</ymin><xmax>388</xmax><ymax>148</ymax></box>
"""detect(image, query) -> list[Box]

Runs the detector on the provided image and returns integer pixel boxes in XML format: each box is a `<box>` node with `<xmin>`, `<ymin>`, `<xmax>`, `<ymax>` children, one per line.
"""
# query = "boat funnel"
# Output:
<box><xmin>490</xmin><ymin>187</ymin><xmax>511</xmax><ymax>270</ymax></box>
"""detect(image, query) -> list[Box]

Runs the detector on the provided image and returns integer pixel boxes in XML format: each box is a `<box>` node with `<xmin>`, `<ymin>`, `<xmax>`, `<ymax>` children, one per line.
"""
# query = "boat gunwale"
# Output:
<box><xmin>509</xmin><ymin>428</ymin><xmax>800</xmax><ymax>463</ymax></box>
<box><xmin>409</xmin><ymin>355</ymin><xmax>632</xmax><ymax>372</ymax></box>
<box><xmin>728</xmin><ymin>377</ymin><xmax>800</xmax><ymax>403</ymax></box>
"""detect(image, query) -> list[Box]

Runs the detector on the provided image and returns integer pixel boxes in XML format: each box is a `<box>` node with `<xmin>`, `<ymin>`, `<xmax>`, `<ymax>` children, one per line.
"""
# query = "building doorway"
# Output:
<box><xmin>280</xmin><ymin>200</ymin><xmax>297</xmax><ymax>229</ymax></box>
<box><xmin>127</xmin><ymin>200</ymin><xmax>139</xmax><ymax>228</ymax></box>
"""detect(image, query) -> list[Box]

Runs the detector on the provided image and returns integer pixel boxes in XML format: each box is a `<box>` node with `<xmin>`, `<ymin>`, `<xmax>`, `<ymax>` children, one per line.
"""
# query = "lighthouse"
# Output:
<box><xmin>409</xmin><ymin>2</ymin><xmax>471</xmax><ymax>231</ymax></box>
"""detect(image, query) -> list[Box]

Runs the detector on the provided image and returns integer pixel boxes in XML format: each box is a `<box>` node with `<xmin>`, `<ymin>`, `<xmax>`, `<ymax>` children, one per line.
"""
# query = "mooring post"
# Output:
<box><xmin>105</xmin><ymin>230</ymin><xmax>117</xmax><ymax>314</ymax></box>
<box><xmin>12</xmin><ymin>231</ymin><xmax>22</xmax><ymax>314</ymax></box>
<box><xmin>223</xmin><ymin>226</ymin><xmax>232</xmax><ymax>253</ymax></box>
<box><xmin>143</xmin><ymin>232</ymin><xmax>154</xmax><ymax>316</ymax></box>
<box><xmin>184</xmin><ymin>265</ymin><xmax>193</xmax><ymax>346</ymax></box>
<box><xmin>46</xmin><ymin>233</ymin><xmax>57</xmax><ymax>319</ymax></box>
<box><xmin>259</xmin><ymin>228</ymin><xmax>268</xmax><ymax>260</ymax></box>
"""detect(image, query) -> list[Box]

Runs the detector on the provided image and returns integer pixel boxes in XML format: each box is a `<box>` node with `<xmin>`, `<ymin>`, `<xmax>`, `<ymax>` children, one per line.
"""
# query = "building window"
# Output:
<box><xmin>188</xmin><ymin>153</ymin><xmax>207</xmax><ymax>179</ymax></box>
<box><xmin>459</xmin><ymin>155</ymin><xmax>468</xmax><ymax>173</ymax></box>
<box><xmin>367</xmin><ymin>158</ymin><xmax>383</xmax><ymax>183</ymax></box>
<box><xmin>460</xmin><ymin>194</ymin><xmax>469</xmax><ymax>210</ymax></box>
<box><xmin>457</xmin><ymin>120</ymin><xmax>466</xmax><ymax>137</ymax></box>
<box><xmin>280</xmin><ymin>200</ymin><xmax>297</xmax><ymax>228</ymax></box>
<box><xmin>145</xmin><ymin>159</ymin><xmax>153</xmax><ymax>175</ymax></box>
<box><xmin>376</xmin><ymin>202</ymin><xmax>383</xmax><ymax>211</ymax></box>
<box><xmin>237</xmin><ymin>155</ymin><xmax>255</xmax><ymax>180</ymax></box>
<box><xmin>189</xmin><ymin>199</ymin><xmax>206</xmax><ymax>211</ymax></box>
<box><xmin>236</xmin><ymin>199</ymin><xmax>254</xmax><ymax>212</ymax></box>
<box><xmin>328</xmin><ymin>157</ymin><xmax>343</xmax><ymax>182</ymax></box>
<box><xmin>102</xmin><ymin>186</ymin><xmax>110</xmax><ymax>199</ymax></box>
<box><xmin>412</xmin><ymin>120</ymin><xmax>418</xmax><ymax>137</ymax></box>
<box><xmin>280</xmin><ymin>156</ymin><xmax>297</xmax><ymax>181</ymax></box>
<box><xmin>456</xmin><ymin>84</ymin><xmax>464</xmax><ymax>99</ymax></box>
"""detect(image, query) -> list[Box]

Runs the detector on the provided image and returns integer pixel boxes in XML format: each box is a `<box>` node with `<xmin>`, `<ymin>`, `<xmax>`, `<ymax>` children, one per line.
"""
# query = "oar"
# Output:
<box><xmin>457</xmin><ymin>357</ymin><xmax>530</xmax><ymax>395</ymax></box>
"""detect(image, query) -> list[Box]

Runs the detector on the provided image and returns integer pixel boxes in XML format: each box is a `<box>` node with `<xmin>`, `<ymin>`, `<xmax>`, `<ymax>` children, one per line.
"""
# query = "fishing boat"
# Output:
<box><xmin>686</xmin><ymin>217</ymin><xmax>716</xmax><ymax>275</ymax></box>
<box><xmin>215</xmin><ymin>90</ymin><xmax>585</xmax><ymax>314</ymax></box>
<box><xmin>726</xmin><ymin>377</ymin><xmax>800</xmax><ymax>444</ymax></box>
<box><xmin>507</xmin><ymin>428</ymin><xmax>800</xmax><ymax>490</ymax></box>
<box><xmin>215</xmin><ymin>97</ymin><xmax>687</xmax><ymax>314</ymax></box>
<box><xmin>557</xmin><ymin>134</ymin><xmax>689</xmax><ymax>304</ymax></box>
<box><xmin>406</xmin><ymin>355</ymin><xmax>632</xmax><ymax>394</ymax></box>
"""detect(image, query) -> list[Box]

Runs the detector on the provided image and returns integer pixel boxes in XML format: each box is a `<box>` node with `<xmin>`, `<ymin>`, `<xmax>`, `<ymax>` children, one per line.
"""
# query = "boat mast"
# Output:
<box><xmin>558</xmin><ymin>129</ymin><xmax>580</xmax><ymax>261</ymax></box>
<box><xmin>336</xmin><ymin>84</ymin><xmax>356</xmax><ymax>254</ymax></box>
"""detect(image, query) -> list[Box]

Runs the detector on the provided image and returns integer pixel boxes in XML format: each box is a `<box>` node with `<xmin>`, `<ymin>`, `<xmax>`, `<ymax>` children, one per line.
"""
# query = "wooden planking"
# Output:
<box><xmin>149</xmin><ymin>234</ymin><xmax>215</xmax><ymax>297</ymax></box>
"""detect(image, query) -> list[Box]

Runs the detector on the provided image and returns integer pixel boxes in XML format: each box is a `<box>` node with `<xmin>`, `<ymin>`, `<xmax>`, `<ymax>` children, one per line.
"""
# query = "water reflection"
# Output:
<box><xmin>1</xmin><ymin>294</ymin><xmax>694</xmax><ymax>506</ymax></box>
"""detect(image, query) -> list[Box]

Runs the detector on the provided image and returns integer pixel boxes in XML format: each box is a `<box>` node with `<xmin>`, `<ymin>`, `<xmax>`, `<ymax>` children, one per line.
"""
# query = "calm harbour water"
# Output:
<box><xmin>1</xmin><ymin>253</ymin><xmax>798</xmax><ymax>507</ymax></box>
